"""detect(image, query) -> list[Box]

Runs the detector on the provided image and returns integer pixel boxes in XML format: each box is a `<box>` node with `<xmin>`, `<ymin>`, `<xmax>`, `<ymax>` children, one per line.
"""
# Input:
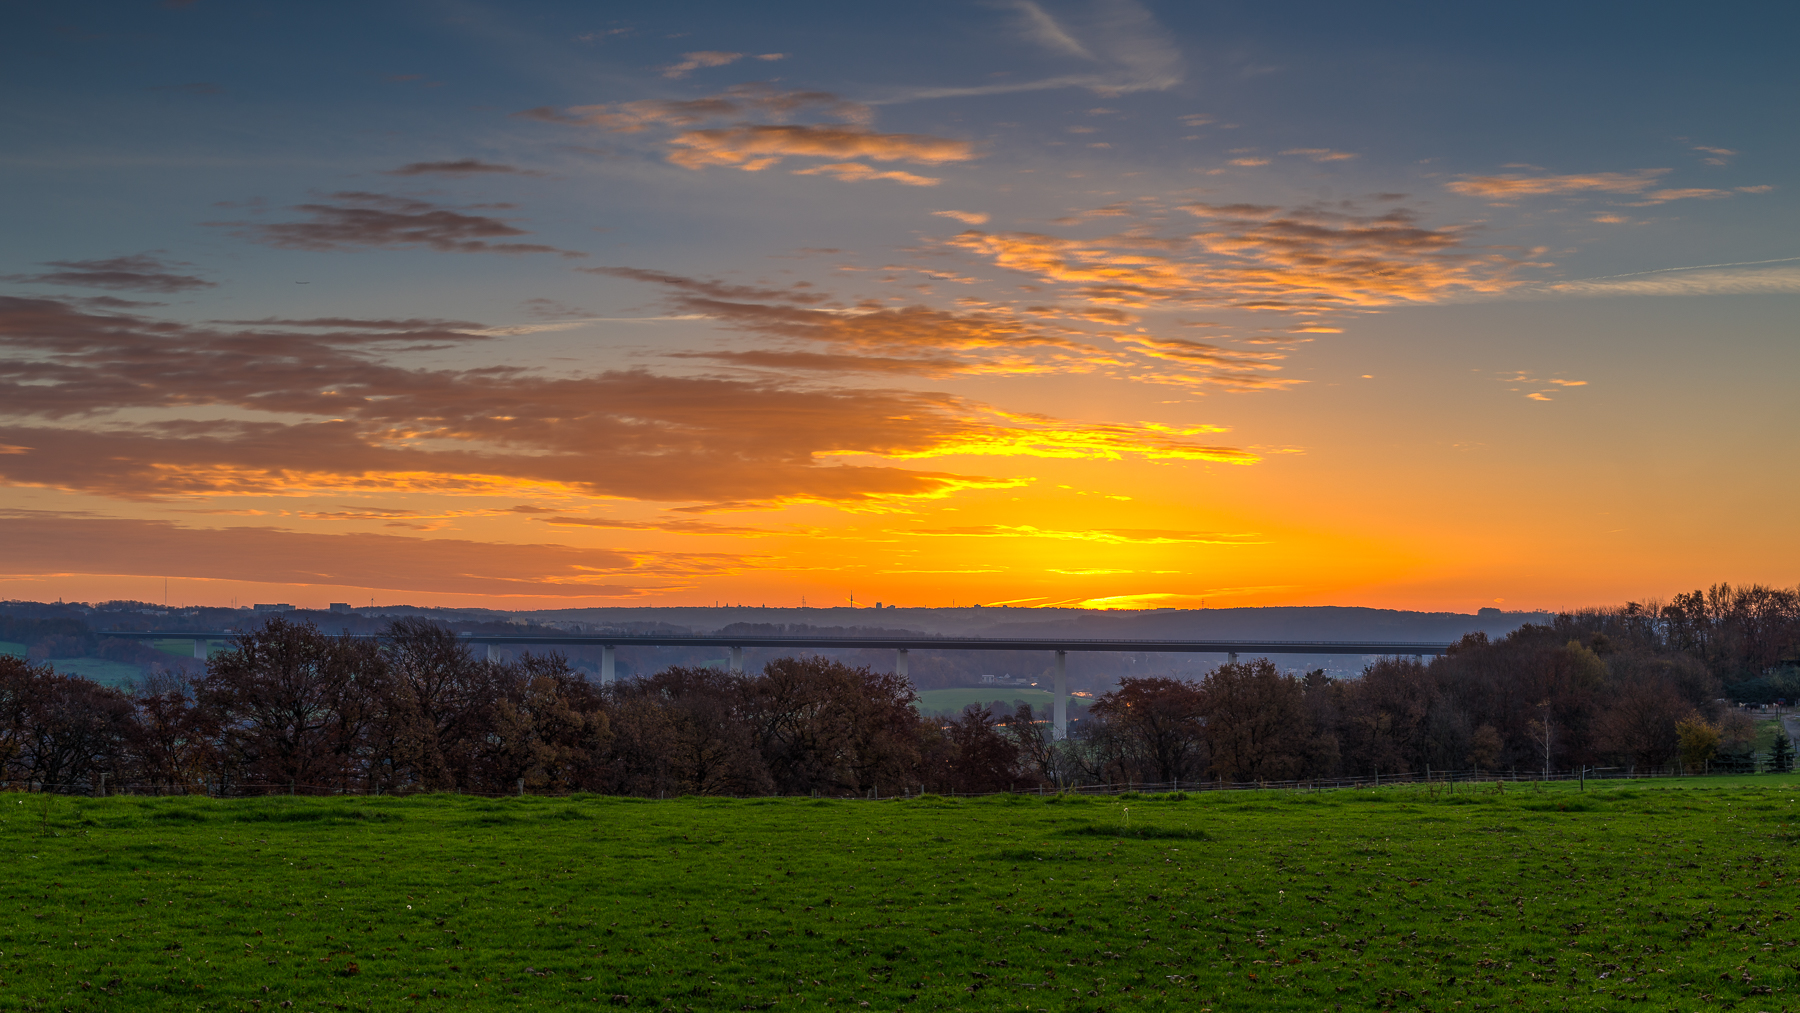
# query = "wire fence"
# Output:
<box><xmin>2</xmin><ymin>762</ymin><xmax>1790</xmax><ymax>801</ymax></box>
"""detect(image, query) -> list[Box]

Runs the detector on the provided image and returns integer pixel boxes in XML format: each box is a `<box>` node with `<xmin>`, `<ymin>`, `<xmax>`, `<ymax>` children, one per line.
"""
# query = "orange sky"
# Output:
<box><xmin>2</xmin><ymin>3</ymin><xmax>1795</xmax><ymax>613</ymax></box>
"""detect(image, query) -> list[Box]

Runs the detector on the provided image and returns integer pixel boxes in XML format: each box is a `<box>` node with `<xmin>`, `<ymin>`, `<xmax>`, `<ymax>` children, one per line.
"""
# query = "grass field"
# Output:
<box><xmin>36</xmin><ymin>656</ymin><xmax>143</xmax><ymax>687</ymax></box>
<box><xmin>151</xmin><ymin>639</ymin><xmax>220</xmax><ymax>660</ymax></box>
<box><xmin>0</xmin><ymin>640</ymin><xmax>24</xmax><ymax>658</ymax></box>
<box><xmin>6</xmin><ymin>778</ymin><xmax>1800</xmax><ymax>1012</ymax></box>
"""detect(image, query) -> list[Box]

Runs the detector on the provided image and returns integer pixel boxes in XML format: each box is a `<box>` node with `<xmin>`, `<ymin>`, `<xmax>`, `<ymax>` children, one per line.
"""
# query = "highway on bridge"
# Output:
<box><xmin>101</xmin><ymin>629</ymin><xmax>1454</xmax><ymax>740</ymax></box>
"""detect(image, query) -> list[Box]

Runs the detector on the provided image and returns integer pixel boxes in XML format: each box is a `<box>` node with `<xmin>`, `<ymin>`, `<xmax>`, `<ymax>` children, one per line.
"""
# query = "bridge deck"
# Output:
<box><xmin>99</xmin><ymin>631</ymin><xmax>1453</xmax><ymax>655</ymax></box>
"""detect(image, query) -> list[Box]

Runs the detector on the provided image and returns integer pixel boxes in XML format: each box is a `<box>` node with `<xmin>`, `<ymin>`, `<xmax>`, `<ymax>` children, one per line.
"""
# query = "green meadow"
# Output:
<box><xmin>6</xmin><ymin>779</ymin><xmax>1800</xmax><ymax>1012</ymax></box>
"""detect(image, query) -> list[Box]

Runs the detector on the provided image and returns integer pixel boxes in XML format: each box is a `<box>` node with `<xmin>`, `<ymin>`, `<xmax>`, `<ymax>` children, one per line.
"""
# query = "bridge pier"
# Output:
<box><xmin>895</xmin><ymin>647</ymin><xmax>909</xmax><ymax>679</ymax></box>
<box><xmin>1228</xmin><ymin>651</ymin><xmax>1238</xmax><ymax>664</ymax></box>
<box><xmin>193</xmin><ymin>638</ymin><xmax>207</xmax><ymax>660</ymax></box>
<box><xmin>729</xmin><ymin>646</ymin><xmax>743</xmax><ymax>673</ymax></box>
<box><xmin>487</xmin><ymin>643</ymin><xmax>500</xmax><ymax>663</ymax></box>
<box><xmin>600</xmin><ymin>645</ymin><xmax>615</xmax><ymax>685</ymax></box>
<box><xmin>1053</xmin><ymin>649</ymin><xmax>1067</xmax><ymax>741</ymax></box>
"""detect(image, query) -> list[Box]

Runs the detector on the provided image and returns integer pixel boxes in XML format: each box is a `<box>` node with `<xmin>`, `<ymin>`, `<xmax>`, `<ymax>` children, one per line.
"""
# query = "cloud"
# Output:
<box><xmin>903</xmin><ymin>523</ymin><xmax>1261</xmax><ymax>544</ymax></box>
<box><xmin>1013</xmin><ymin>0</ymin><xmax>1097</xmax><ymax>59</ymax></box>
<box><xmin>0</xmin><ymin>512</ymin><xmax>732</xmax><ymax>597</ymax></box>
<box><xmin>871</xmin><ymin>412</ymin><xmax>1260</xmax><ymax>465</ymax></box>
<box><xmin>667</xmin><ymin>125</ymin><xmax>974</xmax><ymax>171</ymax></box>
<box><xmin>598</xmin><ymin>262</ymin><xmax>1296</xmax><ymax>392</ymax></box>
<box><xmin>1110</xmin><ymin>334</ymin><xmax>1287</xmax><ymax>380</ymax></box>
<box><xmin>791</xmin><ymin>162</ymin><xmax>941</xmax><ymax>186</ymax></box>
<box><xmin>885</xmin><ymin>0</ymin><xmax>1182</xmax><ymax>102</ymax></box>
<box><xmin>659</xmin><ymin>51</ymin><xmax>786</xmax><ymax>79</ymax></box>
<box><xmin>664</xmin><ymin>349</ymin><xmax>963</xmax><ymax>376</ymax></box>
<box><xmin>1499</xmin><ymin>371</ymin><xmax>1588</xmax><ymax>401</ymax></box>
<box><xmin>948</xmin><ymin>201</ymin><xmax>1521</xmax><ymax>314</ymax></box>
<box><xmin>1280</xmin><ymin>148</ymin><xmax>1358</xmax><ymax>162</ymax></box>
<box><xmin>1694</xmin><ymin>145</ymin><xmax>1736</xmax><ymax>166</ymax></box>
<box><xmin>1632</xmin><ymin>187</ymin><xmax>1730</xmax><ymax>203</ymax></box>
<box><xmin>933</xmin><ymin>210</ymin><xmax>991</xmax><ymax>225</ymax></box>
<box><xmin>0</xmin><ymin>296</ymin><xmax>1259</xmax><ymax>509</ymax></box>
<box><xmin>1227</xmin><ymin>157</ymin><xmax>1270</xmax><ymax>167</ymax></box>
<box><xmin>513</xmin><ymin>84</ymin><xmax>968</xmax><ymax>181</ymax></box>
<box><xmin>661</xmin><ymin>50</ymin><xmax>745</xmax><ymax>79</ymax></box>
<box><xmin>385</xmin><ymin>159</ymin><xmax>538</xmax><ymax>177</ymax></box>
<box><xmin>591</xmin><ymin>265</ymin><xmax>1080</xmax><ymax>360</ymax></box>
<box><xmin>226</xmin><ymin>192</ymin><xmax>585</xmax><ymax>257</ymax></box>
<box><xmin>1532</xmin><ymin>266</ymin><xmax>1800</xmax><ymax>299</ymax></box>
<box><xmin>8</xmin><ymin>253</ymin><xmax>214</xmax><ymax>292</ymax></box>
<box><xmin>515</xmin><ymin>83</ymin><xmax>870</xmax><ymax>133</ymax></box>
<box><xmin>1444</xmin><ymin>169</ymin><xmax>1669</xmax><ymax>198</ymax></box>
<box><xmin>534</xmin><ymin>515</ymin><xmax>772</xmax><ymax>535</ymax></box>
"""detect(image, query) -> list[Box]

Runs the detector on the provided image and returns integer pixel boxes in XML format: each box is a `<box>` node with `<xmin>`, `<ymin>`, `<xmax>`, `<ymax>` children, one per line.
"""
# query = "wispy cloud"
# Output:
<box><xmin>8</xmin><ymin>253</ymin><xmax>214</xmax><ymax>293</ymax></box>
<box><xmin>0</xmin><ymin>296</ymin><xmax>1258</xmax><ymax>511</ymax></box>
<box><xmin>1445</xmin><ymin>169</ymin><xmax>1669</xmax><ymax>198</ymax></box>
<box><xmin>0</xmin><ymin>511</ymin><xmax>734</xmax><ymax>597</ymax></box>
<box><xmin>516</xmin><ymin>84</ymin><xmax>870</xmax><ymax>133</ymax></box>
<box><xmin>1280</xmin><ymin>148</ymin><xmax>1358</xmax><ymax>162</ymax></box>
<box><xmin>902</xmin><ymin>524</ymin><xmax>1261</xmax><ymax>544</ymax></box>
<box><xmin>385</xmin><ymin>159</ymin><xmax>539</xmax><ymax>177</ymax></box>
<box><xmin>223</xmin><ymin>192</ymin><xmax>585</xmax><ymax>257</ymax></box>
<box><xmin>515</xmin><ymin>83</ymin><xmax>970</xmax><ymax>181</ymax></box>
<box><xmin>660</xmin><ymin>51</ymin><xmax>785</xmax><ymax>79</ymax></box>
<box><xmin>949</xmin><ymin>200</ymin><xmax>1521</xmax><ymax>313</ymax></box>
<box><xmin>792</xmin><ymin>162</ymin><xmax>941</xmax><ymax>186</ymax></box>
<box><xmin>932</xmin><ymin>210</ymin><xmax>990</xmax><ymax>225</ymax></box>
<box><xmin>534</xmin><ymin>515</ymin><xmax>773</xmax><ymax>535</ymax></box>
<box><xmin>668</xmin><ymin>125</ymin><xmax>973</xmax><ymax>171</ymax></box>
<box><xmin>1499</xmin><ymin>371</ymin><xmax>1588</xmax><ymax>401</ymax></box>
<box><xmin>1534</xmin><ymin>266</ymin><xmax>1800</xmax><ymax>299</ymax></box>
<box><xmin>878</xmin><ymin>0</ymin><xmax>1182</xmax><ymax>102</ymax></box>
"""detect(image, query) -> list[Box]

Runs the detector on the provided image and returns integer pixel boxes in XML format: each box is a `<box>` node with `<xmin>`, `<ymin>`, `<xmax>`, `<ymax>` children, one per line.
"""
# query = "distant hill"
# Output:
<box><xmin>513</xmin><ymin>604</ymin><xmax>1551</xmax><ymax>642</ymax></box>
<box><xmin>0</xmin><ymin>600</ymin><xmax>1555</xmax><ymax>690</ymax></box>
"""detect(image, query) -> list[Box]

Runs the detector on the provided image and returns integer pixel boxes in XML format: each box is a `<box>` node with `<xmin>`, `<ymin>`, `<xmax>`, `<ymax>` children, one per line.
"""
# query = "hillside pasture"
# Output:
<box><xmin>5</xmin><ymin>778</ymin><xmax>1799</xmax><ymax>1011</ymax></box>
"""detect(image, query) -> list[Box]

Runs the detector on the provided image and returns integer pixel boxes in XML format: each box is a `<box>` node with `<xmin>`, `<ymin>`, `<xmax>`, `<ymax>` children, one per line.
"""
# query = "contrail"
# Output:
<box><xmin>1570</xmin><ymin>255</ymin><xmax>1800</xmax><ymax>282</ymax></box>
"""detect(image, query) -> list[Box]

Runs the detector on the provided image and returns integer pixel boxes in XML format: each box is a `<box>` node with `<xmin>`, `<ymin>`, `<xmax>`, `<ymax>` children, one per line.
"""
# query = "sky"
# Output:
<box><xmin>2</xmin><ymin>1</ymin><xmax>1795</xmax><ymax>613</ymax></box>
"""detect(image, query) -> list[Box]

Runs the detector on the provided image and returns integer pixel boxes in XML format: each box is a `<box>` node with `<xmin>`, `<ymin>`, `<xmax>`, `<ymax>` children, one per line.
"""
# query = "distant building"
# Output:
<box><xmin>328</xmin><ymin>603</ymin><xmax>352</xmax><ymax>613</ymax></box>
<box><xmin>252</xmin><ymin>603</ymin><xmax>296</xmax><ymax>612</ymax></box>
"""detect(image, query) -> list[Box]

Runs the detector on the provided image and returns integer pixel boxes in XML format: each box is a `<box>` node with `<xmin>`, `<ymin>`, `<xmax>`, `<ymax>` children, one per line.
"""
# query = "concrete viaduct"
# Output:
<box><xmin>101</xmin><ymin>630</ymin><xmax>1454</xmax><ymax>742</ymax></box>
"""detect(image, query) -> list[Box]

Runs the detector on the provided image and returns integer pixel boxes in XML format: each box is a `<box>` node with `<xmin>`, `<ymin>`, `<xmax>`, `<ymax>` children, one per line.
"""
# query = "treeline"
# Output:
<box><xmin>3</xmin><ymin>583</ymin><xmax>1797</xmax><ymax>796</ymax></box>
<box><xmin>0</xmin><ymin>617</ymin><xmax>1033</xmax><ymax>797</ymax></box>
<box><xmin>1083</xmin><ymin>584</ymin><xmax>1800</xmax><ymax>785</ymax></box>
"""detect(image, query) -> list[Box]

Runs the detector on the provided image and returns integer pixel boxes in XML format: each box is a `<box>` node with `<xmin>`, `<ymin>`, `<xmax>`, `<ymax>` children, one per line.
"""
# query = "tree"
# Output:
<box><xmin>130</xmin><ymin>670</ymin><xmax>213</xmax><ymax>792</ymax></box>
<box><xmin>1771</xmin><ymin>729</ymin><xmax>1794</xmax><ymax>774</ymax></box>
<box><xmin>1200</xmin><ymin>661</ymin><xmax>1320</xmax><ymax>782</ymax></box>
<box><xmin>609</xmin><ymin>665</ymin><xmax>764</xmax><ymax>796</ymax></box>
<box><xmin>1592</xmin><ymin>678</ymin><xmax>1688</xmax><ymax>771</ymax></box>
<box><xmin>484</xmin><ymin>653</ymin><xmax>611</xmax><ymax>793</ymax></box>
<box><xmin>1086</xmin><ymin>676</ymin><xmax>1206</xmax><ymax>784</ymax></box>
<box><xmin>2</xmin><ymin>659</ymin><xmax>133</xmax><ymax>791</ymax></box>
<box><xmin>377</xmin><ymin>617</ymin><xmax>493</xmax><ymax>790</ymax></box>
<box><xmin>1675</xmin><ymin>713</ymin><xmax>1720</xmax><ymax>773</ymax></box>
<box><xmin>1468</xmin><ymin>724</ymin><xmax>1503</xmax><ymax>771</ymax></box>
<box><xmin>920</xmin><ymin>705</ymin><xmax>1022</xmax><ymax>794</ymax></box>
<box><xmin>197</xmin><ymin>617</ymin><xmax>378</xmax><ymax>791</ymax></box>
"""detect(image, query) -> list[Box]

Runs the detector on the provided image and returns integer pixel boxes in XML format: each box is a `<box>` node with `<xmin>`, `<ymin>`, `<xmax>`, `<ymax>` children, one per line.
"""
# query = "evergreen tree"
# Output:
<box><xmin>1771</xmin><ymin>729</ymin><xmax>1794</xmax><ymax>773</ymax></box>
